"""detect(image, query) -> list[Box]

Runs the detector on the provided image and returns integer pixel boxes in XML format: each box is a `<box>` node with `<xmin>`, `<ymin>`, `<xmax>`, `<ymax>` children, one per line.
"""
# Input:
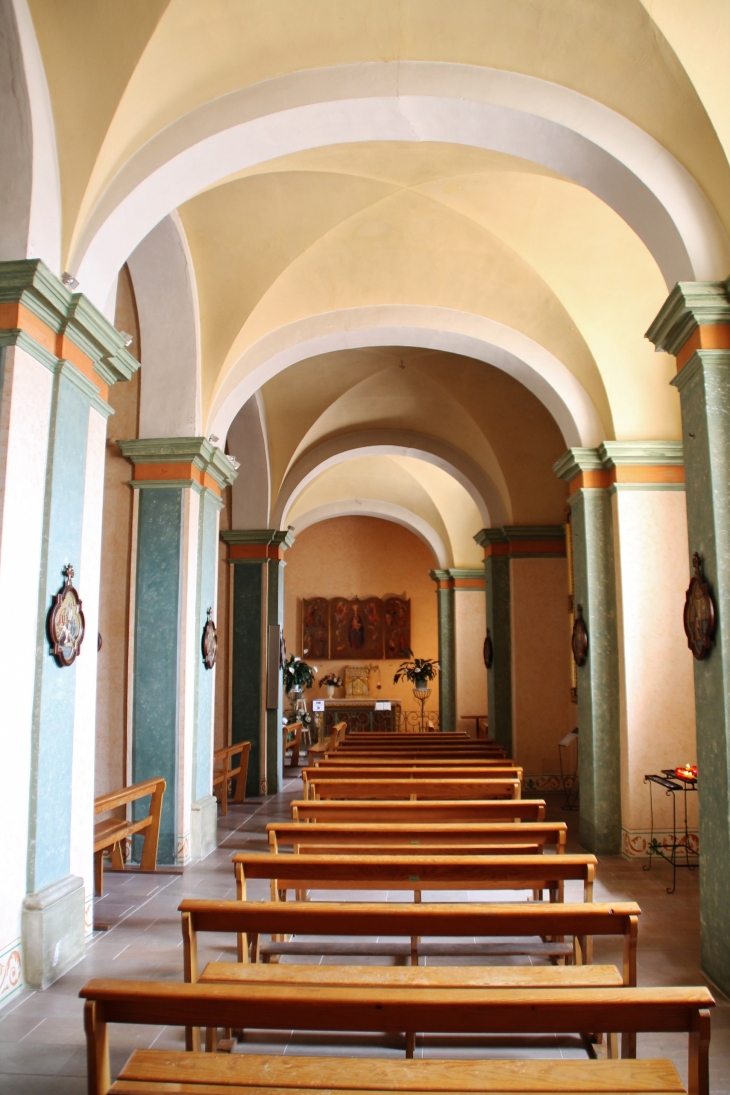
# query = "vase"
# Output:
<box><xmin>326</xmin><ymin>685</ymin><xmax>335</xmax><ymax>698</ymax></box>
<box><xmin>414</xmin><ymin>677</ymin><xmax>428</xmax><ymax>691</ymax></box>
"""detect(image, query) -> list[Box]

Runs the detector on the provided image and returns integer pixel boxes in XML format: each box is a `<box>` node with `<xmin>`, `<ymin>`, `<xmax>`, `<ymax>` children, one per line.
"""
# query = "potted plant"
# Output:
<box><xmin>319</xmin><ymin>672</ymin><xmax>343</xmax><ymax>699</ymax></box>
<box><xmin>393</xmin><ymin>651</ymin><xmax>440</xmax><ymax>692</ymax></box>
<box><xmin>284</xmin><ymin>654</ymin><xmax>316</xmax><ymax>697</ymax></box>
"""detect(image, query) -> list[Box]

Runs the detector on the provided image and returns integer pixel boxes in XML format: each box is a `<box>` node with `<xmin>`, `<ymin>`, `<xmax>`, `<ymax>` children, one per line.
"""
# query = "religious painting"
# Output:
<box><xmin>383</xmin><ymin>596</ymin><xmax>411</xmax><ymax>659</ymax></box>
<box><xmin>571</xmin><ymin>604</ymin><xmax>588</xmax><ymax>667</ymax></box>
<box><xmin>302</xmin><ymin>597</ymin><xmax>330</xmax><ymax>659</ymax></box>
<box><xmin>684</xmin><ymin>553</ymin><xmax>715</xmax><ymax>660</ymax></box>
<box><xmin>330</xmin><ymin>596</ymin><xmax>383</xmax><ymax>659</ymax></box>
<box><xmin>345</xmin><ymin>664</ymin><xmax>371</xmax><ymax>696</ymax></box>
<box><xmin>47</xmin><ymin>564</ymin><xmax>85</xmax><ymax>667</ymax></box>
<box><xmin>201</xmin><ymin>607</ymin><xmax>217</xmax><ymax>669</ymax></box>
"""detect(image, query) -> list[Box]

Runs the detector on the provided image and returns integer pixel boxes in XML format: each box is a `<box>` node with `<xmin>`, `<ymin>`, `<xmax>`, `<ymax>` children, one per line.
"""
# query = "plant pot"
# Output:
<box><xmin>414</xmin><ymin>677</ymin><xmax>429</xmax><ymax>691</ymax></box>
<box><xmin>326</xmin><ymin>685</ymin><xmax>335</xmax><ymax>698</ymax></box>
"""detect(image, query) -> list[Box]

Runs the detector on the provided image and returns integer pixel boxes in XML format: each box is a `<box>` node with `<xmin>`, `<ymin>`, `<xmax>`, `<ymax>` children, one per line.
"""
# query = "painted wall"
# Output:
<box><xmin>284</xmin><ymin>516</ymin><xmax>438</xmax><ymax>715</ymax></box>
<box><xmin>213</xmin><ymin>487</ymin><xmax>232</xmax><ymax>752</ymax></box>
<box><xmin>454</xmin><ymin>589</ymin><xmax>488</xmax><ymax>735</ymax></box>
<box><xmin>94</xmin><ymin>268</ymin><xmax>140</xmax><ymax>797</ymax></box>
<box><xmin>510</xmin><ymin>557</ymin><xmax>574</xmax><ymax>780</ymax></box>
<box><xmin>613</xmin><ymin>488</ymin><xmax>698</xmax><ymax>855</ymax></box>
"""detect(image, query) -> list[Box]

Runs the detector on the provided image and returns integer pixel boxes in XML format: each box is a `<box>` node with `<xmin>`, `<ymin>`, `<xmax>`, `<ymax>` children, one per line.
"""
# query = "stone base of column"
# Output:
<box><xmin>21</xmin><ymin>875</ymin><xmax>85</xmax><ymax>989</ymax></box>
<box><xmin>190</xmin><ymin>795</ymin><xmax>218</xmax><ymax>861</ymax></box>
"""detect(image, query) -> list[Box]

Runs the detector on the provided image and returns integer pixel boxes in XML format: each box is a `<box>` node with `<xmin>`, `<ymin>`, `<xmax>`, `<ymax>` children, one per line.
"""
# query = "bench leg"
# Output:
<box><xmin>94</xmin><ymin>851</ymin><xmax>104</xmax><ymax>897</ymax></box>
<box><xmin>622</xmin><ymin>1032</ymin><xmax>637</xmax><ymax>1059</ymax></box>
<box><xmin>110</xmin><ymin>842</ymin><xmax>124</xmax><ymax>870</ymax></box>
<box><xmin>405</xmin><ymin>1032</ymin><xmax>415</xmax><ymax>1058</ymax></box>
<box><xmin>607</xmin><ymin>1033</ymin><xmax>619</xmax><ymax>1059</ymax></box>
<box><xmin>206</xmin><ymin>1026</ymin><xmax>218</xmax><ymax>1053</ymax></box>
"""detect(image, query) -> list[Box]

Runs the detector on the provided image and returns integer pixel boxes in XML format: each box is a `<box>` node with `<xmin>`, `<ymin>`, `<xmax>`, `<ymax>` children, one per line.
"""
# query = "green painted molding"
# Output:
<box><xmin>598</xmin><ymin>441</ymin><xmax>683</xmax><ymax>466</ymax></box>
<box><xmin>553</xmin><ymin>448</ymin><xmax>605</xmax><ymax>482</ymax></box>
<box><xmin>0</xmin><ymin>327</ymin><xmax>58</xmax><ymax>373</ymax></box>
<box><xmin>446</xmin><ymin>568</ymin><xmax>485</xmax><ymax>579</ymax></box>
<box><xmin>610</xmin><ymin>482</ymin><xmax>685</xmax><ymax>493</ymax></box>
<box><xmin>0</xmin><ymin>259</ymin><xmax>139</xmax><ymax>385</ymax></box>
<box><xmin>221</xmin><ymin>529</ymin><xmax>295</xmax><ymax>549</ymax></box>
<box><xmin>57</xmin><ymin>360</ymin><xmax>113</xmax><ymax>420</ymax></box>
<box><xmin>555</xmin><ymin>443</ymin><xmax>684</xmax><ymax>483</ymax></box>
<box><xmin>672</xmin><ymin>349</ymin><xmax>730</xmax><ymax>394</ymax></box>
<box><xmin>474</xmin><ymin>528</ymin><xmax>507</xmax><ymax>547</ymax></box>
<box><xmin>118</xmin><ymin>437</ymin><xmax>238</xmax><ymax>488</ymax></box>
<box><xmin>645</xmin><ymin>279</ymin><xmax>730</xmax><ymax>356</ymax></box>
<box><xmin>474</xmin><ymin>526</ymin><xmax>565</xmax><ymax>555</ymax></box>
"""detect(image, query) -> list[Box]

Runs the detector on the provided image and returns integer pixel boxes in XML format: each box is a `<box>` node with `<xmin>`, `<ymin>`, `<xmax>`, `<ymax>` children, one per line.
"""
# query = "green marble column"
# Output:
<box><xmin>429</xmin><ymin>571</ymin><xmax>456</xmax><ymax>732</ymax></box>
<box><xmin>474</xmin><ymin>530</ymin><xmax>512</xmax><ymax>754</ymax></box>
<box><xmin>222</xmin><ymin>530</ymin><xmax>294</xmax><ymax>796</ymax></box>
<box><xmin>647</xmin><ymin>278</ymin><xmax>730</xmax><ymax>992</ymax></box>
<box><xmin>554</xmin><ymin>452</ymin><xmax>621</xmax><ymax>854</ymax></box>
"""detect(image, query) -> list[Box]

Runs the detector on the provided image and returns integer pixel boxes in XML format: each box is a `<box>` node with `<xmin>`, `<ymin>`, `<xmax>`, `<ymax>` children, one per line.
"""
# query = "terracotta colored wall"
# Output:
<box><xmin>284</xmin><ymin>516</ymin><xmax>438</xmax><ymax>715</ymax></box>
<box><xmin>510</xmin><ymin>557</ymin><xmax>574</xmax><ymax>776</ymax></box>
<box><xmin>94</xmin><ymin>267</ymin><xmax>140</xmax><ymax>796</ymax></box>
<box><xmin>454</xmin><ymin>589</ymin><xmax>488</xmax><ymax>735</ymax></box>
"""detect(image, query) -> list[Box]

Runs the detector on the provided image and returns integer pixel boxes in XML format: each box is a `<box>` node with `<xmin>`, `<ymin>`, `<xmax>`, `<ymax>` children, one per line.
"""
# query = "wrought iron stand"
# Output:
<box><xmin>643</xmin><ymin>772</ymin><xmax>698</xmax><ymax>894</ymax></box>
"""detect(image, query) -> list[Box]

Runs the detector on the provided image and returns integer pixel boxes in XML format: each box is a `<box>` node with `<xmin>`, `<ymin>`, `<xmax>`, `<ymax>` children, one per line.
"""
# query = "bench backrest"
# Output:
<box><xmin>291</xmin><ymin>798</ymin><xmax>546</xmax><ymax>822</ymax></box>
<box><xmin>267</xmin><ymin>820</ymin><xmax>566</xmax><ymax>852</ymax></box>
<box><xmin>317</xmin><ymin>756</ymin><xmax>515</xmax><ymax>766</ymax></box>
<box><xmin>307</xmin><ymin>777</ymin><xmax>521</xmax><ymax>800</ymax></box>
<box><xmin>93</xmin><ymin>777</ymin><xmax>165</xmax><ymax>816</ymax></box>
<box><xmin>80</xmin><ymin>979</ymin><xmax>711</xmax><ymax>1095</ymax></box>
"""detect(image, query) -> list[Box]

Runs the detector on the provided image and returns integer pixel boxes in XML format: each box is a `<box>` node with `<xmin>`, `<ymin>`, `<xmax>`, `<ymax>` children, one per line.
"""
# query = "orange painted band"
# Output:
<box><xmin>228</xmin><ymin>543</ymin><xmax>284</xmax><ymax>561</ymax></box>
<box><xmin>676</xmin><ymin>324</ymin><xmax>730</xmax><ymax>371</ymax></box>
<box><xmin>483</xmin><ymin>541</ymin><xmax>566</xmax><ymax>558</ymax></box>
<box><xmin>453</xmin><ymin>579</ymin><xmax>485</xmax><ymax>590</ymax></box>
<box><xmin>132</xmin><ymin>462</ymin><xmax>221</xmax><ymax>496</ymax></box>
<box><xmin>0</xmin><ymin>301</ymin><xmax>108</xmax><ymax>402</ymax></box>
<box><xmin>568</xmin><ymin>465</ymin><xmax>684</xmax><ymax>495</ymax></box>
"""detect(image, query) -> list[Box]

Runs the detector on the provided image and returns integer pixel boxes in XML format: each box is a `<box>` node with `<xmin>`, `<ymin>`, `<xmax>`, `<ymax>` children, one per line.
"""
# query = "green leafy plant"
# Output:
<box><xmin>393</xmin><ymin>651</ymin><xmax>440</xmax><ymax>687</ymax></box>
<box><xmin>284</xmin><ymin>654</ymin><xmax>316</xmax><ymax>692</ymax></box>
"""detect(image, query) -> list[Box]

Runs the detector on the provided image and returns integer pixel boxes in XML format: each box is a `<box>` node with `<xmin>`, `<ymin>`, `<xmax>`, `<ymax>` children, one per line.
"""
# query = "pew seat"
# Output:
<box><xmin>291</xmin><ymin>798</ymin><xmax>546</xmax><ymax>822</ymax></box>
<box><xmin>93</xmin><ymin>778</ymin><xmax>165</xmax><ymax>896</ymax></box>
<box><xmin>306</xmin><ymin>776</ymin><xmax>522</xmax><ymax>800</ymax></box>
<box><xmin>267</xmin><ymin>820</ymin><xmax>567</xmax><ymax>854</ymax></box>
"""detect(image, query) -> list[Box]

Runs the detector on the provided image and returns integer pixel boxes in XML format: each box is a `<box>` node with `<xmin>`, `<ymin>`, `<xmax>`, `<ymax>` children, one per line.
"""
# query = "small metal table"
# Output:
<box><xmin>643</xmin><ymin>770</ymin><xmax>698</xmax><ymax>893</ymax></box>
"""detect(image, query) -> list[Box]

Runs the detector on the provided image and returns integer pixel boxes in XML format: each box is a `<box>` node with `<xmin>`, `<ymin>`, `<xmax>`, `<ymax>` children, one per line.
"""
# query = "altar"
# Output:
<box><xmin>321</xmin><ymin>698</ymin><xmax>402</xmax><ymax>734</ymax></box>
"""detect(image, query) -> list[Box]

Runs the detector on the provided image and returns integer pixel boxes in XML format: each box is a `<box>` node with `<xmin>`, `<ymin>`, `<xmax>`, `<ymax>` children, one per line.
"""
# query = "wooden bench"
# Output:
<box><xmin>212</xmin><ymin>742</ymin><xmax>250</xmax><ymax>814</ymax></box>
<box><xmin>306</xmin><ymin>720</ymin><xmax>346</xmax><ymax>761</ymax></box>
<box><xmin>291</xmin><ymin>797</ymin><xmax>546</xmax><ymax>822</ymax></box>
<box><xmin>93</xmin><ymin>778</ymin><xmax>165</xmax><ymax>896</ymax></box>
<box><xmin>330</xmin><ymin>748</ymin><xmax>510</xmax><ymax>761</ymax></box>
<box><xmin>315</xmin><ymin>754</ymin><xmax>516</xmax><ymax>765</ymax></box>
<box><xmin>306</xmin><ymin>776</ymin><xmax>522</xmax><ymax>800</ymax></box>
<box><xmin>267</xmin><ymin>819</ymin><xmax>567</xmax><ymax>854</ymax></box>
<box><xmin>302</xmin><ymin>765</ymin><xmax>523</xmax><ymax>798</ymax></box>
<box><xmin>282</xmin><ymin>721</ymin><xmax>303</xmax><ymax>767</ymax></box>
<box><xmin>232</xmin><ymin>851</ymin><xmax>596</xmax><ymax>903</ymax></box>
<box><xmin>178</xmin><ymin>897</ymin><xmax>638</xmax><ymax>971</ymax></box>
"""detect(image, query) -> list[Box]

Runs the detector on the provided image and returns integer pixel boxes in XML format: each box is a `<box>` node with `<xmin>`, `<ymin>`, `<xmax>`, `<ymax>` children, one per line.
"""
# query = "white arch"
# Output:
<box><xmin>72</xmin><ymin>62</ymin><xmax>730</xmax><ymax>307</ymax></box>
<box><xmin>288</xmin><ymin>500</ymin><xmax>450</xmax><ymax>568</ymax></box>
<box><xmin>0</xmin><ymin>0</ymin><xmax>61</xmax><ymax>271</ymax></box>
<box><xmin>210</xmin><ymin>306</ymin><xmax>605</xmax><ymax>448</ymax></box>
<box><xmin>274</xmin><ymin>429</ymin><xmax>511</xmax><ymax>530</ymax></box>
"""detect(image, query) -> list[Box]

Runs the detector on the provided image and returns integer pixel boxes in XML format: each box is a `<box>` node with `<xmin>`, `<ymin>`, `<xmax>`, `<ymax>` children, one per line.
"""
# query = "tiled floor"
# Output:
<box><xmin>1</xmin><ymin>773</ymin><xmax>726</xmax><ymax>1093</ymax></box>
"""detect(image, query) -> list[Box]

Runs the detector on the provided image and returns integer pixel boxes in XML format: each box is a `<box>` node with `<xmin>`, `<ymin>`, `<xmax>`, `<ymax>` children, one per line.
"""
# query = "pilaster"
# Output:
<box><xmin>222</xmin><ymin>530</ymin><xmax>295</xmax><ymax>796</ymax></box>
<box><xmin>647</xmin><ymin>276</ymin><xmax>730</xmax><ymax>992</ymax></box>
<box><xmin>0</xmin><ymin>260</ymin><xmax>139</xmax><ymax>996</ymax></box>
<box><xmin>119</xmin><ymin>439</ymin><xmax>236</xmax><ymax>864</ymax></box>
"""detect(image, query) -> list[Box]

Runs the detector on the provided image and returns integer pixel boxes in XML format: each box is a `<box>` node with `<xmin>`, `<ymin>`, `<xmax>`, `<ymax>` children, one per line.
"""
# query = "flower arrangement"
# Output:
<box><xmin>284</xmin><ymin>654</ymin><xmax>316</xmax><ymax>692</ymax></box>
<box><xmin>393</xmin><ymin>651</ymin><xmax>440</xmax><ymax>689</ymax></box>
<box><xmin>319</xmin><ymin>673</ymin><xmax>343</xmax><ymax>688</ymax></box>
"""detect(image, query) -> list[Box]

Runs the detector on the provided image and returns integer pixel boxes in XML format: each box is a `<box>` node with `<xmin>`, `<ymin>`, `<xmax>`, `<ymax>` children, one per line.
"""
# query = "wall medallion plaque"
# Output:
<box><xmin>571</xmin><ymin>604</ymin><xmax>588</xmax><ymax>667</ymax></box>
<box><xmin>684</xmin><ymin>552</ymin><xmax>715</xmax><ymax>660</ymax></box>
<box><xmin>201</xmin><ymin>607</ymin><xmax>217</xmax><ymax>669</ymax></box>
<box><xmin>48</xmin><ymin>564</ymin><xmax>85</xmax><ymax>667</ymax></box>
<box><xmin>483</xmin><ymin>629</ymin><xmax>494</xmax><ymax>670</ymax></box>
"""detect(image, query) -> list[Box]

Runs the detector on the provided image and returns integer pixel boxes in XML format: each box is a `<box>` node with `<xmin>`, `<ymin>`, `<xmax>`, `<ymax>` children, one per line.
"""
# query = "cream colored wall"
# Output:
<box><xmin>94</xmin><ymin>268</ymin><xmax>140</xmax><ymax>797</ymax></box>
<box><xmin>510</xmin><ymin>557</ymin><xmax>574</xmax><ymax>776</ymax></box>
<box><xmin>284</xmin><ymin>515</ymin><xmax>438</xmax><ymax>715</ymax></box>
<box><xmin>454</xmin><ymin>590</ymin><xmax>488</xmax><ymax>735</ymax></box>
<box><xmin>613</xmin><ymin>489</ymin><xmax>698</xmax><ymax>853</ymax></box>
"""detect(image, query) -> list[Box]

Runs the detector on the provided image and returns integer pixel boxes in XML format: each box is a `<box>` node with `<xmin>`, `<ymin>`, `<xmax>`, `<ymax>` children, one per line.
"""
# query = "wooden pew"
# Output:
<box><xmin>212</xmin><ymin>742</ymin><xmax>250</xmax><ymax>815</ymax></box>
<box><xmin>302</xmin><ymin>765</ymin><xmax>522</xmax><ymax>798</ymax></box>
<box><xmin>306</xmin><ymin>775</ymin><xmax>522</xmax><ymax>800</ymax></box>
<box><xmin>291</xmin><ymin>797</ymin><xmax>546</xmax><ymax>822</ymax></box>
<box><xmin>282</xmin><ymin>720</ymin><xmax>303</xmax><ymax>767</ymax></box>
<box><xmin>305</xmin><ymin>720</ymin><xmax>346</xmax><ymax>761</ymax></box>
<box><xmin>316</xmin><ymin>754</ymin><xmax>516</xmax><ymax>765</ymax></box>
<box><xmin>93</xmin><ymin>778</ymin><xmax>165</xmax><ymax>897</ymax></box>
<box><xmin>267</xmin><ymin>819</ymin><xmax>567</xmax><ymax>854</ymax></box>
<box><xmin>82</xmin><ymin>979</ymin><xmax>712</xmax><ymax>1095</ymax></box>
<box><xmin>177</xmin><ymin>897</ymin><xmax>637</xmax><ymax>970</ymax></box>
<box><xmin>232</xmin><ymin>851</ymin><xmax>596</xmax><ymax>903</ymax></box>
<box><xmin>329</xmin><ymin>748</ymin><xmax>510</xmax><ymax>761</ymax></box>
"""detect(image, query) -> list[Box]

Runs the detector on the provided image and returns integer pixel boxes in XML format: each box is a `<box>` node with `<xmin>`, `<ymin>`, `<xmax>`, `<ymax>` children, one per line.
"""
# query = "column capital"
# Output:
<box><xmin>222</xmin><ymin>528</ymin><xmax>295</xmax><ymax>560</ymax></box>
<box><xmin>118</xmin><ymin>437</ymin><xmax>238</xmax><ymax>494</ymax></box>
<box><xmin>555</xmin><ymin>444</ymin><xmax>684</xmax><ymax>493</ymax></box>
<box><xmin>430</xmin><ymin>568</ymin><xmax>485</xmax><ymax>590</ymax></box>
<box><xmin>0</xmin><ymin>259</ymin><xmax>139</xmax><ymax>393</ymax></box>
<box><xmin>645</xmin><ymin>279</ymin><xmax>730</xmax><ymax>357</ymax></box>
<box><xmin>475</xmin><ymin>526</ymin><xmax>566</xmax><ymax>558</ymax></box>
